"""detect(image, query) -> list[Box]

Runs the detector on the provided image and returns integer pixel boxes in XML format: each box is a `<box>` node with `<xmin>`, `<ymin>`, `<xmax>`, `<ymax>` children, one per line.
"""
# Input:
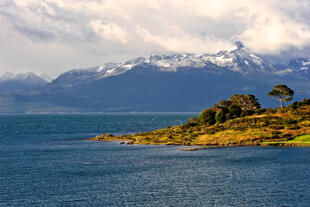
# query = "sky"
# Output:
<box><xmin>1</xmin><ymin>0</ymin><xmax>310</xmax><ymax>78</ymax></box>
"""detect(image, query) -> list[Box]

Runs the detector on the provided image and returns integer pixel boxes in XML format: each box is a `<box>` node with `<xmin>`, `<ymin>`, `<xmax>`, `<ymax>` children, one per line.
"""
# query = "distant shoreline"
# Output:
<box><xmin>0</xmin><ymin>112</ymin><xmax>199</xmax><ymax>115</ymax></box>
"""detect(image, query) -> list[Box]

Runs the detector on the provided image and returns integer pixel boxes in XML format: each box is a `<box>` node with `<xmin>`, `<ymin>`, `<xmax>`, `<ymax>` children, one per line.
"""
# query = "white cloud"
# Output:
<box><xmin>240</xmin><ymin>16</ymin><xmax>310</xmax><ymax>54</ymax></box>
<box><xmin>136</xmin><ymin>26</ymin><xmax>234</xmax><ymax>53</ymax></box>
<box><xmin>90</xmin><ymin>20</ymin><xmax>128</xmax><ymax>44</ymax></box>
<box><xmin>1</xmin><ymin>0</ymin><xmax>310</xmax><ymax>75</ymax></box>
<box><xmin>233</xmin><ymin>0</ymin><xmax>310</xmax><ymax>54</ymax></box>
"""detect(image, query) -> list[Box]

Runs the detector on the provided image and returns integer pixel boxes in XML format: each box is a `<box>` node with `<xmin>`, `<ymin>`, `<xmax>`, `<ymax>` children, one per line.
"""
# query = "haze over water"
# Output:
<box><xmin>1</xmin><ymin>114</ymin><xmax>310</xmax><ymax>206</ymax></box>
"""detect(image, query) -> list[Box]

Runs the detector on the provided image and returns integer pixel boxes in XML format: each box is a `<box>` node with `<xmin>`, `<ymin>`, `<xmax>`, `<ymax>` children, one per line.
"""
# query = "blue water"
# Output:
<box><xmin>1</xmin><ymin>114</ymin><xmax>310</xmax><ymax>207</ymax></box>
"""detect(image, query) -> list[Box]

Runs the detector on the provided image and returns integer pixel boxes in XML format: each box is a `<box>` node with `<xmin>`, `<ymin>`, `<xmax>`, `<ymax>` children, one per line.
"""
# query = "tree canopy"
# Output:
<box><xmin>195</xmin><ymin>94</ymin><xmax>261</xmax><ymax>126</ymax></box>
<box><xmin>228</xmin><ymin>94</ymin><xmax>261</xmax><ymax>110</ymax></box>
<box><xmin>199</xmin><ymin>108</ymin><xmax>216</xmax><ymax>125</ymax></box>
<box><xmin>268</xmin><ymin>84</ymin><xmax>294</xmax><ymax>108</ymax></box>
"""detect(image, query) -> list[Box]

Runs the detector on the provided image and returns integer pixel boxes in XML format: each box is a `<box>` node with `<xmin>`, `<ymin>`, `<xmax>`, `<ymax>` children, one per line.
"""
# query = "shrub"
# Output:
<box><xmin>256</xmin><ymin>108</ymin><xmax>267</xmax><ymax>115</ymax></box>
<box><xmin>269</xmin><ymin>125</ymin><xmax>284</xmax><ymax>130</ymax></box>
<box><xmin>283</xmin><ymin>119</ymin><xmax>298</xmax><ymax>125</ymax></box>
<box><xmin>182</xmin><ymin>116</ymin><xmax>199</xmax><ymax>129</ymax></box>
<box><xmin>302</xmin><ymin>98</ymin><xmax>310</xmax><ymax>105</ymax></box>
<box><xmin>301</xmin><ymin>121</ymin><xmax>310</xmax><ymax>127</ymax></box>
<box><xmin>271</xmin><ymin>130</ymin><xmax>282</xmax><ymax>138</ymax></box>
<box><xmin>181</xmin><ymin>123</ymin><xmax>192</xmax><ymax>129</ymax></box>
<box><xmin>286</xmin><ymin>125</ymin><xmax>300</xmax><ymax>130</ymax></box>
<box><xmin>215</xmin><ymin>109</ymin><xmax>226</xmax><ymax>123</ymax></box>
<box><xmin>265</xmin><ymin>108</ymin><xmax>277</xmax><ymax>114</ymax></box>
<box><xmin>289</xmin><ymin>102</ymin><xmax>298</xmax><ymax>109</ymax></box>
<box><xmin>240</xmin><ymin>110</ymin><xmax>255</xmax><ymax>117</ymax></box>
<box><xmin>288</xmin><ymin>98</ymin><xmax>310</xmax><ymax>109</ymax></box>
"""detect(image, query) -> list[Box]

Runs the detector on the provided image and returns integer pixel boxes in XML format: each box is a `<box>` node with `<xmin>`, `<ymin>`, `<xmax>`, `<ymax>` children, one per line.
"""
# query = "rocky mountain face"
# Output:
<box><xmin>288</xmin><ymin>58</ymin><xmax>310</xmax><ymax>78</ymax></box>
<box><xmin>51</xmin><ymin>43</ymin><xmax>278</xmax><ymax>87</ymax></box>
<box><xmin>1</xmin><ymin>44</ymin><xmax>309</xmax><ymax>113</ymax></box>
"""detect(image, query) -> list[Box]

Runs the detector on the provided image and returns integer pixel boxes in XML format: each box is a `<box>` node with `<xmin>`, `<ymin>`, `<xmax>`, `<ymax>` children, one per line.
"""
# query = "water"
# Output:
<box><xmin>1</xmin><ymin>114</ymin><xmax>310</xmax><ymax>207</ymax></box>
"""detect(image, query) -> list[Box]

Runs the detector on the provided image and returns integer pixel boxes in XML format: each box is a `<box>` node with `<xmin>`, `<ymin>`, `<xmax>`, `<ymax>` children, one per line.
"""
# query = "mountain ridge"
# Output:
<box><xmin>0</xmin><ymin>44</ymin><xmax>309</xmax><ymax>113</ymax></box>
<box><xmin>0</xmin><ymin>72</ymin><xmax>49</xmax><ymax>94</ymax></box>
<box><xmin>48</xmin><ymin>43</ymin><xmax>310</xmax><ymax>89</ymax></box>
<box><xmin>51</xmin><ymin>44</ymin><xmax>280</xmax><ymax>87</ymax></box>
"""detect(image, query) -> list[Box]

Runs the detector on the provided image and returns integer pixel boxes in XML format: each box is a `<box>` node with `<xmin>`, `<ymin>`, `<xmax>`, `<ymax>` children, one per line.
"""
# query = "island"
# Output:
<box><xmin>90</xmin><ymin>85</ymin><xmax>310</xmax><ymax>147</ymax></box>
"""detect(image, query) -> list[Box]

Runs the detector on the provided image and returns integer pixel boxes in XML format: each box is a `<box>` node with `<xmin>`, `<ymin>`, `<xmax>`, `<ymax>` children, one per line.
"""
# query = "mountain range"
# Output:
<box><xmin>0</xmin><ymin>72</ymin><xmax>49</xmax><ymax>94</ymax></box>
<box><xmin>0</xmin><ymin>42</ymin><xmax>309</xmax><ymax>113</ymax></box>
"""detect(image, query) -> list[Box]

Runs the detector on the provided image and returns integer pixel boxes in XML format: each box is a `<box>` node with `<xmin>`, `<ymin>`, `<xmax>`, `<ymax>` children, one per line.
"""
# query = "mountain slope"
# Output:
<box><xmin>1</xmin><ymin>44</ymin><xmax>309</xmax><ymax>113</ymax></box>
<box><xmin>288</xmin><ymin>58</ymin><xmax>310</xmax><ymax>78</ymax></box>
<box><xmin>50</xmin><ymin>43</ymin><xmax>278</xmax><ymax>88</ymax></box>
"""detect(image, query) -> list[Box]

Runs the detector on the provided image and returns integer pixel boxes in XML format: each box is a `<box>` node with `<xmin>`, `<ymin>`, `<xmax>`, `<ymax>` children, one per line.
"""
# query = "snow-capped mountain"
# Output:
<box><xmin>0</xmin><ymin>72</ymin><xmax>49</xmax><ymax>93</ymax></box>
<box><xmin>146</xmin><ymin>42</ymin><xmax>276</xmax><ymax>74</ymax></box>
<box><xmin>51</xmin><ymin>42</ymin><xmax>280</xmax><ymax>87</ymax></box>
<box><xmin>0</xmin><ymin>72</ymin><xmax>49</xmax><ymax>83</ymax></box>
<box><xmin>51</xmin><ymin>62</ymin><xmax>134</xmax><ymax>86</ymax></box>
<box><xmin>1</xmin><ymin>43</ymin><xmax>309</xmax><ymax>113</ymax></box>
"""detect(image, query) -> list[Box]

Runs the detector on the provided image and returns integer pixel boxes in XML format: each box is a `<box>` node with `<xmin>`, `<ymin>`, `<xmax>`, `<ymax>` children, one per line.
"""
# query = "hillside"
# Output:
<box><xmin>90</xmin><ymin>98</ymin><xmax>310</xmax><ymax>147</ymax></box>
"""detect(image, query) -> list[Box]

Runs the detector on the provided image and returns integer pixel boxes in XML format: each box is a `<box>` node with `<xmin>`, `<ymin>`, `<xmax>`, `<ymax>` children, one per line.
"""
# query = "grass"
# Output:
<box><xmin>262</xmin><ymin>134</ymin><xmax>310</xmax><ymax>147</ymax></box>
<box><xmin>287</xmin><ymin>135</ymin><xmax>310</xmax><ymax>144</ymax></box>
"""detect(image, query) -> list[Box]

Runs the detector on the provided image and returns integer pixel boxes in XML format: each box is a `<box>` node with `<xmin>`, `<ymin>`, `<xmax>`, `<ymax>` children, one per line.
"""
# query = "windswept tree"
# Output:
<box><xmin>268</xmin><ymin>84</ymin><xmax>294</xmax><ymax>108</ymax></box>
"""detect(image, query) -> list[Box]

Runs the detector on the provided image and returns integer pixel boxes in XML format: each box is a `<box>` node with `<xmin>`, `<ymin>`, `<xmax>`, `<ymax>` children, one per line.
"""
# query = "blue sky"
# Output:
<box><xmin>1</xmin><ymin>0</ymin><xmax>310</xmax><ymax>77</ymax></box>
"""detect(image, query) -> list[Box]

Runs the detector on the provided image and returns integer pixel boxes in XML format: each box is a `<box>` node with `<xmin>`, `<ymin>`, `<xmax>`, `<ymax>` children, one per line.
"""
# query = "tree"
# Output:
<box><xmin>268</xmin><ymin>84</ymin><xmax>294</xmax><ymax>109</ymax></box>
<box><xmin>227</xmin><ymin>104</ymin><xmax>242</xmax><ymax>119</ymax></box>
<box><xmin>216</xmin><ymin>99</ymin><xmax>232</xmax><ymax>108</ymax></box>
<box><xmin>228</xmin><ymin>94</ymin><xmax>261</xmax><ymax>110</ymax></box>
<box><xmin>199</xmin><ymin>108</ymin><xmax>216</xmax><ymax>125</ymax></box>
<box><xmin>215</xmin><ymin>109</ymin><xmax>226</xmax><ymax>123</ymax></box>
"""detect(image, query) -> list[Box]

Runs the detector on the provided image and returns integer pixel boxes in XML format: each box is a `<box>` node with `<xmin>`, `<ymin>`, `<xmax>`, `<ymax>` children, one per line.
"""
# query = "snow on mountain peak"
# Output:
<box><xmin>288</xmin><ymin>58</ymin><xmax>310</xmax><ymax>76</ymax></box>
<box><xmin>54</xmin><ymin>43</ymin><xmax>306</xmax><ymax>86</ymax></box>
<box><xmin>0</xmin><ymin>72</ymin><xmax>49</xmax><ymax>93</ymax></box>
<box><xmin>302</xmin><ymin>60</ymin><xmax>310</xmax><ymax>66</ymax></box>
<box><xmin>0</xmin><ymin>72</ymin><xmax>49</xmax><ymax>84</ymax></box>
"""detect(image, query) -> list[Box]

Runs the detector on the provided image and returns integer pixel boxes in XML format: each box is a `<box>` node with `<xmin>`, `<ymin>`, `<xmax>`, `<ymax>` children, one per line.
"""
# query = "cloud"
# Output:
<box><xmin>136</xmin><ymin>26</ymin><xmax>235</xmax><ymax>53</ymax></box>
<box><xmin>235</xmin><ymin>0</ymin><xmax>310</xmax><ymax>54</ymax></box>
<box><xmin>90</xmin><ymin>20</ymin><xmax>128</xmax><ymax>44</ymax></box>
<box><xmin>1</xmin><ymin>0</ymin><xmax>310</xmax><ymax>76</ymax></box>
<box><xmin>14</xmin><ymin>25</ymin><xmax>56</xmax><ymax>41</ymax></box>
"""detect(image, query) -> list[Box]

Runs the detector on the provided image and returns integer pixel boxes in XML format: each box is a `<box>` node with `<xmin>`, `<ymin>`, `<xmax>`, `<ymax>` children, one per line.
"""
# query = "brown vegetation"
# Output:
<box><xmin>90</xmin><ymin>94</ymin><xmax>310</xmax><ymax>146</ymax></box>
